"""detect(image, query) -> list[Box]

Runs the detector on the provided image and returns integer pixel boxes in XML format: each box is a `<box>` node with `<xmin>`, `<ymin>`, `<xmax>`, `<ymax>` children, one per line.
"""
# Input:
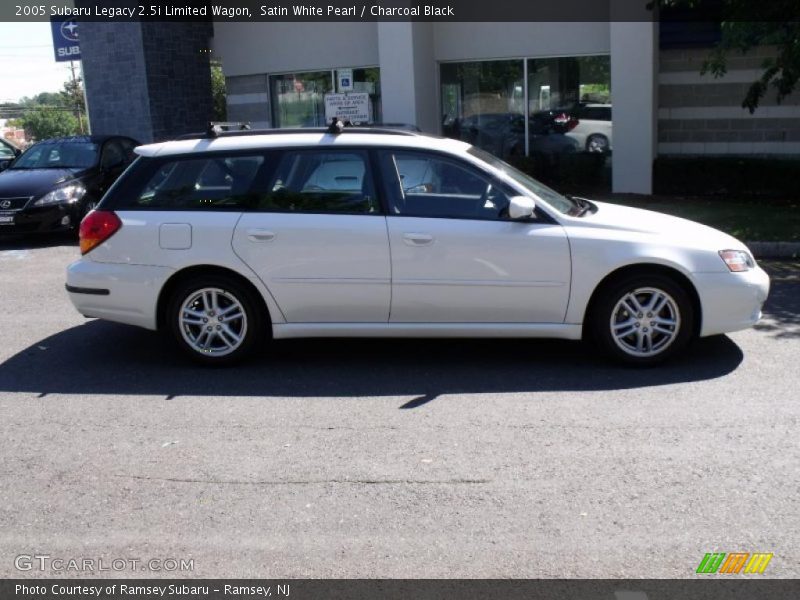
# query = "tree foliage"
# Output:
<box><xmin>18</xmin><ymin>106</ymin><xmax>79</xmax><ymax>141</ymax></box>
<box><xmin>211</xmin><ymin>62</ymin><xmax>227</xmax><ymax>121</ymax></box>
<box><xmin>13</xmin><ymin>77</ymin><xmax>87</xmax><ymax>140</ymax></box>
<box><xmin>656</xmin><ymin>0</ymin><xmax>800</xmax><ymax>112</ymax></box>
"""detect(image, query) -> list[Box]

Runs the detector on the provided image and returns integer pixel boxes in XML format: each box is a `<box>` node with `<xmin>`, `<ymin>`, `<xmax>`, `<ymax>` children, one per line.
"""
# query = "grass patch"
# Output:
<box><xmin>593</xmin><ymin>195</ymin><xmax>800</xmax><ymax>242</ymax></box>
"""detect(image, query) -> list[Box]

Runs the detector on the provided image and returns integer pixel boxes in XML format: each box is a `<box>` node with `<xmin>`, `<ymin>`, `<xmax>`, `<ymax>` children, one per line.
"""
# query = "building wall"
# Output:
<box><xmin>433</xmin><ymin>22</ymin><xmax>610</xmax><ymax>61</ymax></box>
<box><xmin>79</xmin><ymin>22</ymin><xmax>153</xmax><ymax>141</ymax></box>
<box><xmin>80</xmin><ymin>21</ymin><xmax>212</xmax><ymax>143</ymax></box>
<box><xmin>213</xmin><ymin>22</ymin><xmax>379</xmax><ymax>76</ymax></box>
<box><xmin>215</xmin><ymin>22</ymin><xmax>379</xmax><ymax>129</ymax></box>
<box><xmin>141</xmin><ymin>22</ymin><xmax>213</xmax><ymax>141</ymax></box>
<box><xmin>658</xmin><ymin>46</ymin><xmax>800</xmax><ymax>155</ymax></box>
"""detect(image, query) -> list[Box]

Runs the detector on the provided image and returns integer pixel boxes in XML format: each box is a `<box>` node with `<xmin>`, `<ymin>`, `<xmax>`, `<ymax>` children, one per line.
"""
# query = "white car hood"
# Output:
<box><xmin>579</xmin><ymin>200</ymin><xmax>749</xmax><ymax>252</ymax></box>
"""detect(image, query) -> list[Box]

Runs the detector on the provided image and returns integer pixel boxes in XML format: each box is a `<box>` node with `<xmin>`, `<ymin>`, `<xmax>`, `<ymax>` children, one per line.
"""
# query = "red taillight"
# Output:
<box><xmin>79</xmin><ymin>210</ymin><xmax>122</xmax><ymax>255</ymax></box>
<box><xmin>565</xmin><ymin>117</ymin><xmax>579</xmax><ymax>132</ymax></box>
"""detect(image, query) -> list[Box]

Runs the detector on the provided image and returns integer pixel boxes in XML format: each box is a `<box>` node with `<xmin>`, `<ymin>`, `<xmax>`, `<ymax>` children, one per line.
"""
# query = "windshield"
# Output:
<box><xmin>467</xmin><ymin>146</ymin><xmax>574</xmax><ymax>214</ymax></box>
<box><xmin>12</xmin><ymin>141</ymin><xmax>99</xmax><ymax>170</ymax></box>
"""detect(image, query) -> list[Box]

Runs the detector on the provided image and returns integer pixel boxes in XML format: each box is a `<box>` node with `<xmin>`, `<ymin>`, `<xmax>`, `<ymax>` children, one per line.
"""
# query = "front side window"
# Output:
<box><xmin>129</xmin><ymin>154</ymin><xmax>266</xmax><ymax>210</ymax></box>
<box><xmin>100</xmin><ymin>140</ymin><xmax>125</xmax><ymax>169</ymax></box>
<box><xmin>0</xmin><ymin>141</ymin><xmax>16</xmax><ymax>160</ymax></box>
<box><xmin>381</xmin><ymin>150</ymin><xmax>512</xmax><ymax>220</ymax></box>
<box><xmin>467</xmin><ymin>146</ymin><xmax>574</xmax><ymax>215</ymax></box>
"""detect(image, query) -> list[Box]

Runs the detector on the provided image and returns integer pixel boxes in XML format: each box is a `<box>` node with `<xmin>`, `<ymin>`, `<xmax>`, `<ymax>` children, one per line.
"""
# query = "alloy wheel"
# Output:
<box><xmin>178</xmin><ymin>287</ymin><xmax>248</xmax><ymax>357</ymax></box>
<box><xmin>609</xmin><ymin>287</ymin><xmax>681</xmax><ymax>358</ymax></box>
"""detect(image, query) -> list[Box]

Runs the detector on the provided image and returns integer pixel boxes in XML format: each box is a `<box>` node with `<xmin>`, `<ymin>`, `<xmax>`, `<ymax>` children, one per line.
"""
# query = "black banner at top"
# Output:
<box><xmin>2</xmin><ymin>0</ymin><xmax>795</xmax><ymax>22</ymax></box>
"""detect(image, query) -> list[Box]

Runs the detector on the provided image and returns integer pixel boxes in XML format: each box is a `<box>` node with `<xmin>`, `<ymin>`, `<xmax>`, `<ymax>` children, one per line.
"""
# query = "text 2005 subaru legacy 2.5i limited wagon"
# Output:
<box><xmin>65</xmin><ymin>125</ymin><xmax>770</xmax><ymax>366</ymax></box>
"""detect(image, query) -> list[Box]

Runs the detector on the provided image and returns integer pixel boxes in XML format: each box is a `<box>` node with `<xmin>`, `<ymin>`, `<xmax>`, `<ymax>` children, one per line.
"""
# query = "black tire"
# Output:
<box><xmin>166</xmin><ymin>273</ymin><xmax>265</xmax><ymax>366</ymax></box>
<box><xmin>590</xmin><ymin>274</ymin><xmax>694</xmax><ymax>366</ymax></box>
<box><xmin>586</xmin><ymin>134</ymin><xmax>609</xmax><ymax>154</ymax></box>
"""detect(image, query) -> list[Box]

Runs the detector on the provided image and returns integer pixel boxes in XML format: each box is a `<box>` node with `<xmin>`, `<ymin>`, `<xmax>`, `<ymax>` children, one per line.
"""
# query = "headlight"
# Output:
<box><xmin>719</xmin><ymin>249</ymin><xmax>754</xmax><ymax>272</ymax></box>
<box><xmin>33</xmin><ymin>184</ymin><xmax>86</xmax><ymax>207</ymax></box>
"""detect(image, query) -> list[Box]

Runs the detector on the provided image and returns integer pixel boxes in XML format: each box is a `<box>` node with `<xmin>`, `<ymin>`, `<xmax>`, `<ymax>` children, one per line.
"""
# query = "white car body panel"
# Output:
<box><xmin>66</xmin><ymin>131</ymin><xmax>770</xmax><ymax>351</ymax></box>
<box><xmin>386</xmin><ymin>216</ymin><xmax>570</xmax><ymax>323</ymax></box>
<box><xmin>232</xmin><ymin>213</ymin><xmax>391</xmax><ymax>322</ymax></box>
<box><xmin>70</xmin><ymin>210</ymin><xmax>287</xmax><ymax>328</ymax></box>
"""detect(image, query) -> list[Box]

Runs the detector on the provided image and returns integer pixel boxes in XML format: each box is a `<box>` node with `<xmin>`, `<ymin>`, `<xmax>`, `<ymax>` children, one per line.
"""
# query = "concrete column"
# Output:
<box><xmin>79</xmin><ymin>22</ymin><xmax>212</xmax><ymax>143</ymax></box>
<box><xmin>610</xmin><ymin>18</ymin><xmax>658</xmax><ymax>194</ymax></box>
<box><xmin>377</xmin><ymin>22</ymin><xmax>438</xmax><ymax>133</ymax></box>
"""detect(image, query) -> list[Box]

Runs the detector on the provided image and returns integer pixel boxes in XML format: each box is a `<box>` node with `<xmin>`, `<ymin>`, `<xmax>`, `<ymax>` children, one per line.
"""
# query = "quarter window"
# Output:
<box><xmin>381</xmin><ymin>151</ymin><xmax>512</xmax><ymax>220</ymax></box>
<box><xmin>255</xmin><ymin>150</ymin><xmax>378</xmax><ymax>214</ymax></box>
<box><xmin>130</xmin><ymin>155</ymin><xmax>266</xmax><ymax>210</ymax></box>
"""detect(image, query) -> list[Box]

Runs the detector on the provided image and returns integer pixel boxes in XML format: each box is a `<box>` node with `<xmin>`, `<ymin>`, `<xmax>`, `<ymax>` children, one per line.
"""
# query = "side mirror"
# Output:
<box><xmin>508</xmin><ymin>195</ymin><xmax>536</xmax><ymax>220</ymax></box>
<box><xmin>0</xmin><ymin>160</ymin><xmax>10</xmax><ymax>172</ymax></box>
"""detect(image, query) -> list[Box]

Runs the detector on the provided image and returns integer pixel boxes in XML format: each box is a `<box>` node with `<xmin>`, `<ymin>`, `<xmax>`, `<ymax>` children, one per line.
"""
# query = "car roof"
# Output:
<box><xmin>135</xmin><ymin>131</ymin><xmax>473</xmax><ymax>158</ymax></box>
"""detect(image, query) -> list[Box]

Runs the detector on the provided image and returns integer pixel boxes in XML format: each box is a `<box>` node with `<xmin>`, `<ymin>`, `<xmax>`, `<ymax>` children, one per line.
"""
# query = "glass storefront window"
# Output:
<box><xmin>270</xmin><ymin>67</ymin><xmax>382</xmax><ymax>128</ymax></box>
<box><xmin>440</xmin><ymin>60</ymin><xmax>525</xmax><ymax>157</ymax></box>
<box><xmin>270</xmin><ymin>71</ymin><xmax>332</xmax><ymax>128</ymax></box>
<box><xmin>441</xmin><ymin>55</ymin><xmax>611</xmax><ymax>163</ymax></box>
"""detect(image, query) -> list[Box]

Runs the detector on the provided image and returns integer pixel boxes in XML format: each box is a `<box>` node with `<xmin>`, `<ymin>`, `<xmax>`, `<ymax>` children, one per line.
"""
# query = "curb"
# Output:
<box><xmin>745</xmin><ymin>242</ymin><xmax>800</xmax><ymax>260</ymax></box>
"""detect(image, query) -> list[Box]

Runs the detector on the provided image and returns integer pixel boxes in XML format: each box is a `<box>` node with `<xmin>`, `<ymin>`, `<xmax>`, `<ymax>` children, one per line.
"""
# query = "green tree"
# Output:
<box><xmin>60</xmin><ymin>75</ymin><xmax>87</xmax><ymax>133</ymax></box>
<box><xmin>211</xmin><ymin>61</ymin><xmax>227</xmax><ymax>121</ymax></box>
<box><xmin>19</xmin><ymin>106</ymin><xmax>79</xmax><ymax>141</ymax></box>
<box><xmin>656</xmin><ymin>1</ymin><xmax>800</xmax><ymax>112</ymax></box>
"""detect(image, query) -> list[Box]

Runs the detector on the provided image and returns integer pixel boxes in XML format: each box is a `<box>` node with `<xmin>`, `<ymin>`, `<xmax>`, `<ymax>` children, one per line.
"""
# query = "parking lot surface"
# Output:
<box><xmin>0</xmin><ymin>237</ymin><xmax>798</xmax><ymax>578</ymax></box>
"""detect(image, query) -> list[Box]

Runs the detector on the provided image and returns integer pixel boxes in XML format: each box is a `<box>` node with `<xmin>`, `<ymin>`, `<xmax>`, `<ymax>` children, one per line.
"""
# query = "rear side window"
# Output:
<box><xmin>253</xmin><ymin>150</ymin><xmax>378</xmax><ymax>214</ymax></box>
<box><xmin>120</xmin><ymin>154</ymin><xmax>266</xmax><ymax>210</ymax></box>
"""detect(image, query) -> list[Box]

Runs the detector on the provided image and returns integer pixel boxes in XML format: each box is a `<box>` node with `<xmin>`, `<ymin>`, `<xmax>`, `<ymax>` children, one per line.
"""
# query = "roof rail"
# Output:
<box><xmin>206</xmin><ymin>121</ymin><xmax>251</xmax><ymax>138</ymax></box>
<box><xmin>174</xmin><ymin>121</ymin><xmax>422</xmax><ymax>141</ymax></box>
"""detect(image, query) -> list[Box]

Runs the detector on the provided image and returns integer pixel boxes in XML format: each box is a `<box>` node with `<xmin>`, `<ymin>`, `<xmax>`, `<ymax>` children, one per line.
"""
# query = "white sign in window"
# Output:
<box><xmin>324</xmin><ymin>92</ymin><xmax>370</xmax><ymax>124</ymax></box>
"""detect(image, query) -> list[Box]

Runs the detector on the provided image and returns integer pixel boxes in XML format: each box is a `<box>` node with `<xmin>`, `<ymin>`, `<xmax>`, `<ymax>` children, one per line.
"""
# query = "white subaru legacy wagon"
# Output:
<box><xmin>65</xmin><ymin>125</ymin><xmax>769</xmax><ymax>366</ymax></box>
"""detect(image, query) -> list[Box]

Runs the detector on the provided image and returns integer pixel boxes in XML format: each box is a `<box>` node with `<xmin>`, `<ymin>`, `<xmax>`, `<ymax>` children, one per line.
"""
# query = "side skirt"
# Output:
<box><xmin>272</xmin><ymin>322</ymin><xmax>583</xmax><ymax>340</ymax></box>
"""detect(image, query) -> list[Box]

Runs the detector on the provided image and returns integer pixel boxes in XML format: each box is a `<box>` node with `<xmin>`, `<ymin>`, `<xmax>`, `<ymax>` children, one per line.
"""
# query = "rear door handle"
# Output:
<box><xmin>246</xmin><ymin>228</ymin><xmax>276</xmax><ymax>242</ymax></box>
<box><xmin>402</xmin><ymin>232</ymin><xmax>434</xmax><ymax>246</ymax></box>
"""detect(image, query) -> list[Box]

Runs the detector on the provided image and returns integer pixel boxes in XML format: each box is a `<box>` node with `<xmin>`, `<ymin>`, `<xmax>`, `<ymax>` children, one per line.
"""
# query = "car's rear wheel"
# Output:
<box><xmin>167</xmin><ymin>274</ymin><xmax>263</xmax><ymax>366</ymax></box>
<box><xmin>586</xmin><ymin>134</ymin><xmax>609</xmax><ymax>154</ymax></box>
<box><xmin>591</xmin><ymin>274</ymin><xmax>694</xmax><ymax>365</ymax></box>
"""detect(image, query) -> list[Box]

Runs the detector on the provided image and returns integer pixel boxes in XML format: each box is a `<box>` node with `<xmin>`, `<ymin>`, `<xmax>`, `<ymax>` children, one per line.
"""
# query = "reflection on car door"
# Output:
<box><xmin>379</xmin><ymin>150</ymin><xmax>571</xmax><ymax>323</ymax></box>
<box><xmin>232</xmin><ymin>149</ymin><xmax>391</xmax><ymax>323</ymax></box>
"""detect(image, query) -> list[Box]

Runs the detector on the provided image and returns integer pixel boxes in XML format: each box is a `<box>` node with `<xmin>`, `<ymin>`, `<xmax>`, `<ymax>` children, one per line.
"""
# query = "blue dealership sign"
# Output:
<box><xmin>50</xmin><ymin>17</ymin><xmax>81</xmax><ymax>62</ymax></box>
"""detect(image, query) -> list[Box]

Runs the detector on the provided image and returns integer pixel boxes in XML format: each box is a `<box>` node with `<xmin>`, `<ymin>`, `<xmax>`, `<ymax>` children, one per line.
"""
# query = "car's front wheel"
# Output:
<box><xmin>166</xmin><ymin>274</ymin><xmax>264</xmax><ymax>366</ymax></box>
<box><xmin>591</xmin><ymin>274</ymin><xmax>694</xmax><ymax>365</ymax></box>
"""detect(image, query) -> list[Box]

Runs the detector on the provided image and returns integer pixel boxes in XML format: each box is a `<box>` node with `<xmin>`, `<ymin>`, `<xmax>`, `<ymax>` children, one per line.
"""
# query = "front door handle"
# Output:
<box><xmin>402</xmin><ymin>232</ymin><xmax>434</xmax><ymax>246</ymax></box>
<box><xmin>246</xmin><ymin>228</ymin><xmax>276</xmax><ymax>242</ymax></box>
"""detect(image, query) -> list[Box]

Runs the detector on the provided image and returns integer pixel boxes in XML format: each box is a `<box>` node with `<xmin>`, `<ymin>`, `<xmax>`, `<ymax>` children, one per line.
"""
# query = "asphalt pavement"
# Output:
<box><xmin>0</xmin><ymin>236</ymin><xmax>798</xmax><ymax>578</ymax></box>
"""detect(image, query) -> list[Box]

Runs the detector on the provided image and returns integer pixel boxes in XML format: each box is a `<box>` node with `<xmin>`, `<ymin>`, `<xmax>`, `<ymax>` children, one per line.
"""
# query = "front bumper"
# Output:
<box><xmin>694</xmin><ymin>265</ymin><xmax>770</xmax><ymax>337</ymax></box>
<box><xmin>66</xmin><ymin>258</ymin><xmax>174</xmax><ymax>330</ymax></box>
<box><xmin>0</xmin><ymin>203</ymin><xmax>81</xmax><ymax>235</ymax></box>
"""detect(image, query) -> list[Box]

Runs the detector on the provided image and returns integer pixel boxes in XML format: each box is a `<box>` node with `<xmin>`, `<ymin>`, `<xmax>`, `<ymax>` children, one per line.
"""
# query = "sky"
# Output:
<box><xmin>0</xmin><ymin>22</ymin><xmax>75</xmax><ymax>103</ymax></box>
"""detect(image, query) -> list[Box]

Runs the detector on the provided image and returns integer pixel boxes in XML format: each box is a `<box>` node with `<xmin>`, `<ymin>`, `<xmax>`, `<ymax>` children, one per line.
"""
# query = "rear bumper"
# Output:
<box><xmin>66</xmin><ymin>259</ymin><xmax>174</xmax><ymax>330</ymax></box>
<box><xmin>694</xmin><ymin>265</ymin><xmax>770</xmax><ymax>337</ymax></box>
